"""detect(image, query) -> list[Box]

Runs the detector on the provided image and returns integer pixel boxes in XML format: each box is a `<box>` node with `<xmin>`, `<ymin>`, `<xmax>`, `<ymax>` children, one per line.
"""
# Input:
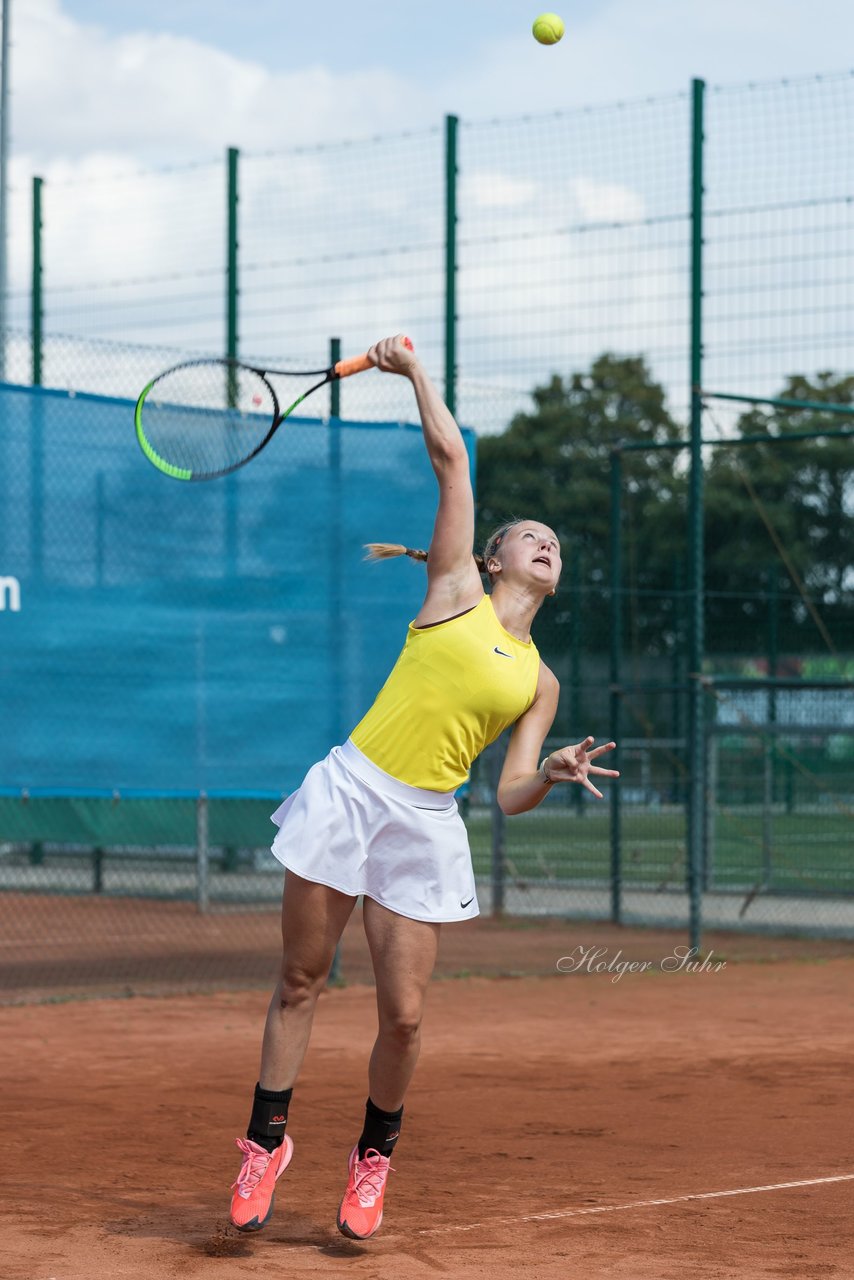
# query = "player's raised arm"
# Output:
<box><xmin>368</xmin><ymin>336</ymin><xmax>478</xmax><ymax>592</ymax></box>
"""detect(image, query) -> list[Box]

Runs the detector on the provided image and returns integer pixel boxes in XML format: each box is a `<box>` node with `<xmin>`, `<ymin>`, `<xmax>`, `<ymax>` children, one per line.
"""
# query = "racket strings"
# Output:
<box><xmin>139</xmin><ymin>362</ymin><xmax>279</xmax><ymax>478</ymax></box>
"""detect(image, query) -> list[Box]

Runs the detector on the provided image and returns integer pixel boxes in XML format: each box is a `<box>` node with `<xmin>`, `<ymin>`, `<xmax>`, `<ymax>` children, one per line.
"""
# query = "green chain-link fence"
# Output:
<box><xmin>1</xmin><ymin>71</ymin><xmax>852</xmax><ymax>998</ymax></box>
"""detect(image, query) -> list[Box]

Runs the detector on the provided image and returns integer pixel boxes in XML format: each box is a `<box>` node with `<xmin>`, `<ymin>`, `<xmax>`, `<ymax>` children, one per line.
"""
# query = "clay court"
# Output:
<box><xmin>2</xmin><ymin>907</ymin><xmax>853</xmax><ymax>1280</ymax></box>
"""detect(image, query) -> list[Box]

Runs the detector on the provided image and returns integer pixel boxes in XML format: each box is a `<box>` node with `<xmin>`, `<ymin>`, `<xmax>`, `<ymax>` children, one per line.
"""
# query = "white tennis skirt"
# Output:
<box><xmin>270</xmin><ymin>738</ymin><xmax>479</xmax><ymax>923</ymax></box>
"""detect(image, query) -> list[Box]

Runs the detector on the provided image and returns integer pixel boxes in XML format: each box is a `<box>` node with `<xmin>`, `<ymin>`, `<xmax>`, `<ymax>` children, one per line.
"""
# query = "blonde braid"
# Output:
<box><xmin>363</xmin><ymin>543</ymin><xmax>489</xmax><ymax>573</ymax></box>
<box><xmin>363</xmin><ymin>543</ymin><xmax>428</xmax><ymax>563</ymax></box>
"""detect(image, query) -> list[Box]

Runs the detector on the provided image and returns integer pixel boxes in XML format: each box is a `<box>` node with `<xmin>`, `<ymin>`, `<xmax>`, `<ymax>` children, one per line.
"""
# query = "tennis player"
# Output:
<box><xmin>229</xmin><ymin>335</ymin><xmax>619</xmax><ymax>1239</ymax></box>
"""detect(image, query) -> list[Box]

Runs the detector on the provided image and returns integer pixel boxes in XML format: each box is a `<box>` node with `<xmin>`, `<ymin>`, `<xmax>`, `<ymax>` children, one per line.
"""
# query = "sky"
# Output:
<box><xmin>8</xmin><ymin>0</ymin><xmax>852</xmax><ymax>163</ymax></box>
<box><xmin>1</xmin><ymin>0</ymin><xmax>852</xmax><ymax>429</ymax></box>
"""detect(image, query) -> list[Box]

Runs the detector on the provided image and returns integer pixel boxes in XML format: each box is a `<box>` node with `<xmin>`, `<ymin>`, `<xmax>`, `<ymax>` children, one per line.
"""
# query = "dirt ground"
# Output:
<box><xmin>2</xmin><ymin>891</ymin><xmax>854</xmax><ymax>1002</ymax></box>
<box><xmin>1</xmin><ymin>917</ymin><xmax>852</xmax><ymax>1279</ymax></box>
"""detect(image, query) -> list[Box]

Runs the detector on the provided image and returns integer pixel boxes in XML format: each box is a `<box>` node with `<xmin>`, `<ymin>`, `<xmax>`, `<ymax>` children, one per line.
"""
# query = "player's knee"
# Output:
<box><xmin>382</xmin><ymin>1008</ymin><xmax>423</xmax><ymax>1048</ymax></box>
<box><xmin>278</xmin><ymin>962</ymin><xmax>326</xmax><ymax>1009</ymax></box>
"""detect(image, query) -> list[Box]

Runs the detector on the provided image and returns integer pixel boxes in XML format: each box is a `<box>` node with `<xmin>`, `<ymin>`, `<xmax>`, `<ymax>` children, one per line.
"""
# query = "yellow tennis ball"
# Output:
<box><xmin>532</xmin><ymin>12</ymin><xmax>565</xmax><ymax>44</ymax></box>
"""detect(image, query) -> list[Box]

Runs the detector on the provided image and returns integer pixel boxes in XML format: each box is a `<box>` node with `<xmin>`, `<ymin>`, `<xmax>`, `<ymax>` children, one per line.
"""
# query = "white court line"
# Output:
<box><xmin>219</xmin><ymin>1172</ymin><xmax>854</xmax><ymax>1255</ymax></box>
<box><xmin>401</xmin><ymin>1172</ymin><xmax>854</xmax><ymax>1241</ymax></box>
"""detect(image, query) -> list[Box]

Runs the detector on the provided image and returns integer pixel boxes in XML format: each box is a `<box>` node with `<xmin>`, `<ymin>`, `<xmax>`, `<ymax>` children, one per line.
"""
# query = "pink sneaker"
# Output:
<box><xmin>229</xmin><ymin>1135</ymin><xmax>294</xmax><ymax>1232</ymax></box>
<box><xmin>336</xmin><ymin>1146</ymin><xmax>393</xmax><ymax>1240</ymax></box>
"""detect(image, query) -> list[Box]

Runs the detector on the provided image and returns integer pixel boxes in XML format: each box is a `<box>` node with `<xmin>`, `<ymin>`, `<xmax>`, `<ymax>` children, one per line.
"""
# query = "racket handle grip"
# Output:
<box><xmin>334</xmin><ymin>353</ymin><xmax>373</xmax><ymax>378</ymax></box>
<box><xmin>334</xmin><ymin>336</ymin><xmax>414</xmax><ymax>380</ymax></box>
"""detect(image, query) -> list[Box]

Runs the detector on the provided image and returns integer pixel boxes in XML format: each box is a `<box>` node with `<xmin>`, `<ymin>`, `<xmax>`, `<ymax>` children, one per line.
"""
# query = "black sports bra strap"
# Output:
<box><xmin>413</xmin><ymin>604</ymin><xmax>477</xmax><ymax>630</ymax></box>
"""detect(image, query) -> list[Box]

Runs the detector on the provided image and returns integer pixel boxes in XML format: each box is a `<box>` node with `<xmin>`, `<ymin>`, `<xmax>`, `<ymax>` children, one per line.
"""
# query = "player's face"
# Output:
<box><xmin>497</xmin><ymin>522</ymin><xmax>562</xmax><ymax>594</ymax></box>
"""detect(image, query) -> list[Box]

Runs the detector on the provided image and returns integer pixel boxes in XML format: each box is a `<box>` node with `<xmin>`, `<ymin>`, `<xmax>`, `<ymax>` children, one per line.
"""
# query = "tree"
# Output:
<box><xmin>475</xmin><ymin>354</ymin><xmax>687</xmax><ymax>653</ymax></box>
<box><xmin>704</xmin><ymin>372</ymin><xmax>854</xmax><ymax>658</ymax></box>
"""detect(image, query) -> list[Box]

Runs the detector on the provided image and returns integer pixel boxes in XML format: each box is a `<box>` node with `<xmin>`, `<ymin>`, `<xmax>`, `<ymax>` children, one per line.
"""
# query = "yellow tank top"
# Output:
<box><xmin>350</xmin><ymin>594</ymin><xmax>540</xmax><ymax>792</ymax></box>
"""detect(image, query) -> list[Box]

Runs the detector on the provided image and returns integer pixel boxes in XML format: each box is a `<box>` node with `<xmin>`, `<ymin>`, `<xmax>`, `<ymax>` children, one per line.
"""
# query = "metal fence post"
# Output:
<box><xmin>330</xmin><ymin>335</ymin><xmax>341</xmax><ymax>419</ymax></box>
<box><xmin>705</xmin><ymin>729</ymin><xmax>717</xmax><ymax>890</ymax></box>
<box><xmin>609</xmin><ymin>447</ymin><xmax>623</xmax><ymax>924</ymax></box>
<box><xmin>763</xmin><ymin>572</ymin><xmax>779</xmax><ymax>887</ymax></box>
<box><xmin>93</xmin><ymin>846</ymin><xmax>104</xmax><ymax>894</ymax></box>
<box><xmin>225</xmin><ymin>146</ymin><xmax>239</xmax><ymax>413</ymax></box>
<box><xmin>32</xmin><ymin>176</ymin><xmax>43</xmax><ymax>386</ymax></box>
<box><xmin>223</xmin><ymin>146</ymin><xmax>240</xmax><ymax>573</ymax></box>
<box><xmin>197</xmin><ymin>792</ymin><xmax>210</xmax><ymax>914</ymax></box>
<box><xmin>687</xmin><ymin>77</ymin><xmax>706</xmax><ymax>954</ymax></box>
<box><xmin>444</xmin><ymin>114</ymin><xmax>458</xmax><ymax>417</ymax></box>
<box><xmin>226</xmin><ymin>146</ymin><xmax>239</xmax><ymax>362</ymax></box>
<box><xmin>570</xmin><ymin>552</ymin><xmax>584</xmax><ymax>816</ymax></box>
<box><xmin>671</xmin><ymin>556</ymin><xmax>685</xmax><ymax>806</ymax></box>
<box><xmin>30</xmin><ymin>391</ymin><xmax>44</xmax><ymax>580</ymax></box>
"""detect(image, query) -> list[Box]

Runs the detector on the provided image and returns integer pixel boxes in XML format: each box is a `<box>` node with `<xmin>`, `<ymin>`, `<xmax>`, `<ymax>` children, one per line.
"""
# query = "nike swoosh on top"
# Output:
<box><xmin>493</xmin><ymin>646</ymin><xmax>514</xmax><ymax>658</ymax></box>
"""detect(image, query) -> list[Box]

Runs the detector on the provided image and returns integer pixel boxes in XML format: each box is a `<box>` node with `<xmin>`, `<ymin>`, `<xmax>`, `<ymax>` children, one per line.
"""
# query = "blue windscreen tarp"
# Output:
<box><xmin>0</xmin><ymin>382</ymin><xmax>476</xmax><ymax>794</ymax></box>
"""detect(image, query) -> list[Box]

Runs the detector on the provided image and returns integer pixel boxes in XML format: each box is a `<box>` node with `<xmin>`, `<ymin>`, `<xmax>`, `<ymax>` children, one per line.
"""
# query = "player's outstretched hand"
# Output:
<box><xmin>545</xmin><ymin>737</ymin><xmax>619</xmax><ymax>799</ymax></box>
<box><xmin>367</xmin><ymin>334</ymin><xmax>418</xmax><ymax>376</ymax></box>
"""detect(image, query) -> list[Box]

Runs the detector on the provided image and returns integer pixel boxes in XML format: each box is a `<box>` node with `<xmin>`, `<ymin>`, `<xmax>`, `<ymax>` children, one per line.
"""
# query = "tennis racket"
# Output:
<box><xmin>134</xmin><ymin>337</ymin><xmax>413</xmax><ymax>481</ymax></box>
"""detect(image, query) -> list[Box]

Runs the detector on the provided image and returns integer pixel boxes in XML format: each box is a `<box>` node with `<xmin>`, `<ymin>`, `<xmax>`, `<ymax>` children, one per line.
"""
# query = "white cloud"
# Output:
<box><xmin>464</xmin><ymin>171</ymin><xmax>539</xmax><ymax>210</ymax></box>
<box><xmin>570</xmin><ymin>177</ymin><xmax>646</xmax><ymax>225</ymax></box>
<box><xmin>11</xmin><ymin>0</ymin><xmax>432</xmax><ymax>164</ymax></box>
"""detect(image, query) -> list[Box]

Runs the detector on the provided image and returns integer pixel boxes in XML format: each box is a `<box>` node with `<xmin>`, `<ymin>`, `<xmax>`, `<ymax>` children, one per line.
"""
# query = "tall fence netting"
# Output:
<box><xmin>1</xmin><ymin>72</ymin><xmax>852</xmax><ymax>999</ymax></box>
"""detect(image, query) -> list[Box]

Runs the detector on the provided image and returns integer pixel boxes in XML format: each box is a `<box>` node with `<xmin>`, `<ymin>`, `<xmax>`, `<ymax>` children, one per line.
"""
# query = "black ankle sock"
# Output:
<box><xmin>247</xmin><ymin>1082</ymin><xmax>292</xmax><ymax>1153</ymax></box>
<box><xmin>358</xmin><ymin>1097</ymin><xmax>403</xmax><ymax>1160</ymax></box>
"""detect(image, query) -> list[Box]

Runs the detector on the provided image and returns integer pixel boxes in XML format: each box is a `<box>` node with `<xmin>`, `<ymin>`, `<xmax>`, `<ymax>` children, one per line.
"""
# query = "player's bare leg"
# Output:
<box><xmin>363</xmin><ymin>897</ymin><xmax>440</xmax><ymax>1109</ymax></box>
<box><xmin>337</xmin><ymin>898</ymin><xmax>440</xmax><ymax>1239</ymax></box>
<box><xmin>230</xmin><ymin>872</ymin><xmax>356</xmax><ymax>1231</ymax></box>
<box><xmin>259</xmin><ymin>871</ymin><xmax>357</xmax><ymax>1089</ymax></box>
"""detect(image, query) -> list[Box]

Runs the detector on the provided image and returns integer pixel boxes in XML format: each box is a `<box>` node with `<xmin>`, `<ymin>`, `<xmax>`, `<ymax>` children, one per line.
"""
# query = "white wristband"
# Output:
<box><xmin>539</xmin><ymin>756</ymin><xmax>554</xmax><ymax>784</ymax></box>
